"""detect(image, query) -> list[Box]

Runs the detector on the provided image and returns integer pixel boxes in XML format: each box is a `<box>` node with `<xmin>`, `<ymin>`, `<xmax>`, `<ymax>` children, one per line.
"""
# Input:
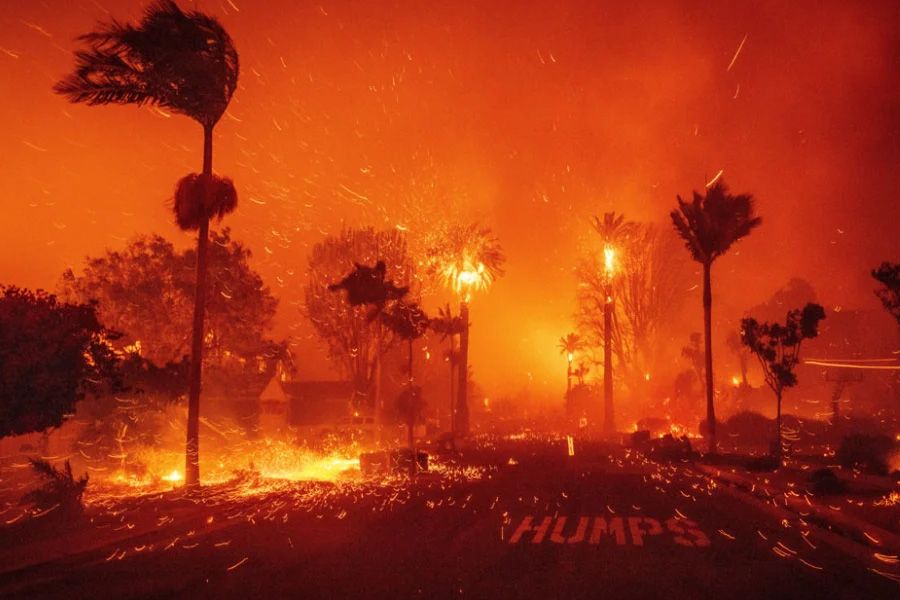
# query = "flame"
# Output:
<box><xmin>161</xmin><ymin>469</ymin><xmax>182</xmax><ymax>483</ymax></box>
<box><xmin>603</xmin><ymin>245</ymin><xmax>616</xmax><ymax>275</ymax></box>
<box><xmin>442</xmin><ymin>255</ymin><xmax>492</xmax><ymax>300</ymax></box>
<box><xmin>731</xmin><ymin>375</ymin><xmax>741</xmax><ymax>387</ymax></box>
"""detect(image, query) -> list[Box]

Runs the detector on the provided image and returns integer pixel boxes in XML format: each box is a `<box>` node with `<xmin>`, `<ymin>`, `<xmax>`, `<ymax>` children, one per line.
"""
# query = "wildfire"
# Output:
<box><xmin>95</xmin><ymin>438</ymin><xmax>363</xmax><ymax>496</ymax></box>
<box><xmin>603</xmin><ymin>245</ymin><xmax>616</xmax><ymax>275</ymax></box>
<box><xmin>442</xmin><ymin>256</ymin><xmax>493</xmax><ymax>300</ymax></box>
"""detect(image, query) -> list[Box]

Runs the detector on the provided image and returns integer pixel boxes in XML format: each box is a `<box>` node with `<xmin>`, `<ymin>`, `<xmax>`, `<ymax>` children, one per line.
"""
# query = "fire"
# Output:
<box><xmin>731</xmin><ymin>375</ymin><xmax>741</xmax><ymax>387</ymax></box>
<box><xmin>442</xmin><ymin>255</ymin><xmax>493</xmax><ymax>300</ymax></box>
<box><xmin>95</xmin><ymin>438</ymin><xmax>363</xmax><ymax>496</ymax></box>
<box><xmin>603</xmin><ymin>245</ymin><xmax>616</xmax><ymax>275</ymax></box>
<box><xmin>161</xmin><ymin>469</ymin><xmax>183</xmax><ymax>483</ymax></box>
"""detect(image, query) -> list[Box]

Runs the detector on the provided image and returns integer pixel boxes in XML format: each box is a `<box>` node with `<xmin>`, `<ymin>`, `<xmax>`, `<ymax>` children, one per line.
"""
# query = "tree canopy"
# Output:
<box><xmin>54</xmin><ymin>0</ymin><xmax>239</xmax><ymax>129</ymax></box>
<box><xmin>59</xmin><ymin>229</ymin><xmax>278</xmax><ymax>368</ymax></box>
<box><xmin>305</xmin><ymin>227</ymin><xmax>416</xmax><ymax>390</ymax></box>
<box><xmin>741</xmin><ymin>303</ymin><xmax>826</xmax><ymax>396</ymax></box>
<box><xmin>872</xmin><ymin>262</ymin><xmax>900</xmax><ymax>324</ymax></box>
<box><xmin>0</xmin><ymin>286</ymin><xmax>119</xmax><ymax>438</ymax></box>
<box><xmin>670</xmin><ymin>180</ymin><xmax>761</xmax><ymax>265</ymax></box>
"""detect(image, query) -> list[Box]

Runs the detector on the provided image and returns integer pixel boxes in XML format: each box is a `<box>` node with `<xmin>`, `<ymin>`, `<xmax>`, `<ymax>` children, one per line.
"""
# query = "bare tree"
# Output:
<box><xmin>305</xmin><ymin>228</ymin><xmax>415</xmax><ymax>412</ymax></box>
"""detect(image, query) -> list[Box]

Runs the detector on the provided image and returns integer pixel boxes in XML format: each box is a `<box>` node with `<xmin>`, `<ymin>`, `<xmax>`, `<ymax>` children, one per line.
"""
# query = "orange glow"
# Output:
<box><xmin>442</xmin><ymin>257</ymin><xmax>493</xmax><ymax>301</ymax></box>
<box><xmin>603</xmin><ymin>245</ymin><xmax>616</xmax><ymax>276</ymax></box>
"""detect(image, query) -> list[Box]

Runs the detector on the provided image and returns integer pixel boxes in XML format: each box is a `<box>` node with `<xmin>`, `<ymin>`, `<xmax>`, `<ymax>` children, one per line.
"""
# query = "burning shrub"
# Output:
<box><xmin>836</xmin><ymin>434</ymin><xmax>894</xmax><ymax>476</ymax></box>
<box><xmin>21</xmin><ymin>459</ymin><xmax>89</xmax><ymax>518</ymax></box>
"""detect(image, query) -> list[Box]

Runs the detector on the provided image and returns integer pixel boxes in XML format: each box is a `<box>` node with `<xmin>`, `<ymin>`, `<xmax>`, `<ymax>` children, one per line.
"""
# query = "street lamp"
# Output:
<box><xmin>603</xmin><ymin>244</ymin><xmax>616</xmax><ymax>434</ymax></box>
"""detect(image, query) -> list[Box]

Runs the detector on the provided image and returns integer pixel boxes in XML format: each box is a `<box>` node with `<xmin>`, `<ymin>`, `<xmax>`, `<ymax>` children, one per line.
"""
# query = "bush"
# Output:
<box><xmin>836</xmin><ymin>434</ymin><xmax>894</xmax><ymax>476</ymax></box>
<box><xmin>20</xmin><ymin>459</ymin><xmax>88</xmax><ymax>517</ymax></box>
<box><xmin>744</xmin><ymin>454</ymin><xmax>780</xmax><ymax>472</ymax></box>
<box><xmin>809</xmin><ymin>468</ymin><xmax>846</xmax><ymax>495</ymax></box>
<box><xmin>723</xmin><ymin>411</ymin><xmax>772</xmax><ymax>446</ymax></box>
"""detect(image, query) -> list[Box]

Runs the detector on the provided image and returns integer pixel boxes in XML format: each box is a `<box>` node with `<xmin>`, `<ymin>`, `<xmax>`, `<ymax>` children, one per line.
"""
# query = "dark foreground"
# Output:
<box><xmin>0</xmin><ymin>439</ymin><xmax>896</xmax><ymax>599</ymax></box>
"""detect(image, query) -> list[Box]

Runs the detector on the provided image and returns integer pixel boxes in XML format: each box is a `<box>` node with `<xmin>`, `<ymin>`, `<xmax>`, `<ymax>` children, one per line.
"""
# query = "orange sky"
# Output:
<box><xmin>1</xmin><ymin>0</ymin><xmax>898</xmax><ymax>396</ymax></box>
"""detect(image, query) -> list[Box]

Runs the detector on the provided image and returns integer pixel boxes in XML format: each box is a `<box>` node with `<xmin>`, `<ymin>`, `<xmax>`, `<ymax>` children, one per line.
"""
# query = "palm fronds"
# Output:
<box><xmin>21</xmin><ymin>459</ymin><xmax>89</xmax><ymax>517</ymax></box>
<box><xmin>173</xmin><ymin>173</ymin><xmax>238</xmax><ymax>230</ymax></box>
<box><xmin>54</xmin><ymin>0</ymin><xmax>239</xmax><ymax>127</ymax></box>
<box><xmin>670</xmin><ymin>180</ymin><xmax>762</xmax><ymax>264</ymax></box>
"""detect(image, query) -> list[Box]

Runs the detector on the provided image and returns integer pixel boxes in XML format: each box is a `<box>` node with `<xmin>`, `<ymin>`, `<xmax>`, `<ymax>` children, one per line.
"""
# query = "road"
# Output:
<box><xmin>0</xmin><ymin>438</ymin><xmax>896</xmax><ymax>599</ymax></box>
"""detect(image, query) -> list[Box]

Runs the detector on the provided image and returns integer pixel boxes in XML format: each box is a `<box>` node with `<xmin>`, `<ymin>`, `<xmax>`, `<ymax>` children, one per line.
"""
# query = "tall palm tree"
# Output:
<box><xmin>55</xmin><ymin>0</ymin><xmax>239</xmax><ymax>487</ymax></box>
<box><xmin>671</xmin><ymin>180</ymin><xmax>761</xmax><ymax>453</ymax></box>
<box><xmin>430</xmin><ymin>304</ymin><xmax>464</xmax><ymax>435</ymax></box>
<box><xmin>558</xmin><ymin>332</ymin><xmax>584</xmax><ymax>394</ymax></box>
<box><xmin>426</xmin><ymin>224</ymin><xmax>504</xmax><ymax>436</ymax></box>
<box><xmin>591</xmin><ymin>212</ymin><xmax>636</xmax><ymax>434</ymax></box>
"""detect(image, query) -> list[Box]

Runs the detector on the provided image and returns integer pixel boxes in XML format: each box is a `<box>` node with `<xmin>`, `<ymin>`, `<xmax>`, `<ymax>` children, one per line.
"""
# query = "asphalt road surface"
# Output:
<box><xmin>1</xmin><ymin>438</ymin><xmax>896</xmax><ymax>599</ymax></box>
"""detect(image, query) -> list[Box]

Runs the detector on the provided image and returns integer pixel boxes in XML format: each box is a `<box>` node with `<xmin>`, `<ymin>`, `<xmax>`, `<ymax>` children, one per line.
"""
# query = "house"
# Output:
<box><xmin>258</xmin><ymin>374</ymin><xmax>354</xmax><ymax>438</ymax></box>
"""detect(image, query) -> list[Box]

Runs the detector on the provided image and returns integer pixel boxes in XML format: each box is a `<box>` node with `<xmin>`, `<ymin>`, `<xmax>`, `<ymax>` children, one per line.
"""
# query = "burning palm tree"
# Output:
<box><xmin>426</xmin><ymin>224</ymin><xmax>504</xmax><ymax>436</ymax></box>
<box><xmin>558</xmin><ymin>332</ymin><xmax>584</xmax><ymax>395</ymax></box>
<box><xmin>55</xmin><ymin>0</ymin><xmax>239</xmax><ymax>486</ymax></box>
<box><xmin>671</xmin><ymin>180</ymin><xmax>761</xmax><ymax>454</ymax></box>
<box><xmin>591</xmin><ymin>212</ymin><xmax>636</xmax><ymax>434</ymax></box>
<box><xmin>430</xmin><ymin>304</ymin><xmax>465</xmax><ymax>435</ymax></box>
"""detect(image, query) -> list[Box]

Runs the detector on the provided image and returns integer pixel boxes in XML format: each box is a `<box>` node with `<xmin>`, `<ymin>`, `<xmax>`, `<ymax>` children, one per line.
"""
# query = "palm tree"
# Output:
<box><xmin>55</xmin><ymin>0</ymin><xmax>239</xmax><ymax>487</ymax></box>
<box><xmin>430</xmin><ymin>304</ymin><xmax>464</xmax><ymax>435</ymax></box>
<box><xmin>671</xmin><ymin>180</ymin><xmax>761</xmax><ymax>453</ymax></box>
<box><xmin>426</xmin><ymin>224</ymin><xmax>504</xmax><ymax>436</ymax></box>
<box><xmin>558</xmin><ymin>333</ymin><xmax>584</xmax><ymax>394</ymax></box>
<box><xmin>591</xmin><ymin>212</ymin><xmax>636</xmax><ymax>434</ymax></box>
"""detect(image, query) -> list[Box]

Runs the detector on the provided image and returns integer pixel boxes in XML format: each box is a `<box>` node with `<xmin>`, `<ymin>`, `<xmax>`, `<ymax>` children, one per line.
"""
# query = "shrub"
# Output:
<box><xmin>744</xmin><ymin>454</ymin><xmax>780</xmax><ymax>472</ymax></box>
<box><xmin>723</xmin><ymin>411</ymin><xmax>772</xmax><ymax>446</ymax></box>
<box><xmin>836</xmin><ymin>434</ymin><xmax>894</xmax><ymax>476</ymax></box>
<box><xmin>809</xmin><ymin>468</ymin><xmax>846</xmax><ymax>495</ymax></box>
<box><xmin>20</xmin><ymin>459</ymin><xmax>88</xmax><ymax>517</ymax></box>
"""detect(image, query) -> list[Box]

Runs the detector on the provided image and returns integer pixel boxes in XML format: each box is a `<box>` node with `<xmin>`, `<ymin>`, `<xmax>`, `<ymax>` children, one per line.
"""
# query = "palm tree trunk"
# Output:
<box><xmin>185</xmin><ymin>124</ymin><xmax>213</xmax><ymax>488</ymax></box>
<box><xmin>408</xmin><ymin>339</ymin><xmax>414</xmax><ymax>450</ymax></box>
<box><xmin>774</xmin><ymin>389</ymin><xmax>782</xmax><ymax>459</ymax></box>
<box><xmin>703</xmin><ymin>261</ymin><xmax>716</xmax><ymax>454</ymax></box>
<box><xmin>456</xmin><ymin>301</ymin><xmax>470</xmax><ymax>436</ymax></box>
<box><xmin>448</xmin><ymin>338</ymin><xmax>456</xmax><ymax>441</ymax></box>
<box><xmin>603</xmin><ymin>285</ymin><xmax>614</xmax><ymax>434</ymax></box>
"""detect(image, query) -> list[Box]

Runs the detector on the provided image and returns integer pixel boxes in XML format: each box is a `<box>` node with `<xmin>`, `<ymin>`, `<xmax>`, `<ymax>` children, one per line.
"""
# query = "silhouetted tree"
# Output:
<box><xmin>329</xmin><ymin>261</ymin><xmax>409</xmax><ymax>314</ymax></box>
<box><xmin>380</xmin><ymin>301</ymin><xmax>429</xmax><ymax>453</ymax></box>
<box><xmin>0</xmin><ymin>286</ymin><xmax>119</xmax><ymax>438</ymax></box>
<box><xmin>681</xmin><ymin>332</ymin><xmax>705</xmax><ymax>385</ymax></box>
<box><xmin>741</xmin><ymin>303</ymin><xmax>826</xmax><ymax>458</ymax></box>
<box><xmin>22</xmin><ymin>459</ymin><xmax>89</xmax><ymax>518</ymax></box>
<box><xmin>429</xmin><ymin>304</ymin><xmax>464</xmax><ymax>433</ymax></box>
<box><xmin>306</xmin><ymin>228</ymin><xmax>415</xmax><ymax>412</ymax></box>
<box><xmin>577</xmin><ymin>223</ymin><xmax>690</xmax><ymax>396</ymax></box>
<box><xmin>726</xmin><ymin>331</ymin><xmax>750</xmax><ymax>387</ymax></box>
<box><xmin>590</xmin><ymin>212</ymin><xmax>636</xmax><ymax>433</ymax></box>
<box><xmin>671</xmin><ymin>180</ymin><xmax>761</xmax><ymax>453</ymax></box>
<box><xmin>59</xmin><ymin>231</ymin><xmax>278</xmax><ymax>369</ymax></box>
<box><xmin>425</xmin><ymin>223</ymin><xmax>504</xmax><ymax>436</ymax></box>
<box><xmin>872</xmin><ymin>262</ymin><xmax>900</xmax><ymax>324</ymax></box>
<box><xmin>558</xmin><ymin>333</ymin><xmax>584</xmax><ymax>395</ymax></box>
<box><xmin>55</xmin><ymin>0</ymin><xmax>240</xmax><ymax>487</ymax></box>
